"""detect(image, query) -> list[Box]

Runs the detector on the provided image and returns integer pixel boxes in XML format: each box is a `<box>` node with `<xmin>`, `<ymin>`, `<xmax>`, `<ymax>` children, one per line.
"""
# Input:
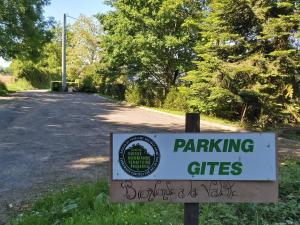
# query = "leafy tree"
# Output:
<box><xmin>67</xmin><ymin>15</ymin><xmax>103</xmax><ymax>82</ymax></box>
<box><xmin>9</xmin><ymin>26</ymin><xmax>61</xmax><ymax>88</ymax></box>
<box><xmin>186</xmin><ymin>0</ymin><xmax>300</xmax><ymax>126</ymax></box>
<box><xmin>99</xmin><ymin>0</ymin><xmax>203</xmax><ymax>93</ymax></box>
<box><xmin>0</xmin><ymin>0</ymin><xmax>53</xmax><ymax>60</ymax></box>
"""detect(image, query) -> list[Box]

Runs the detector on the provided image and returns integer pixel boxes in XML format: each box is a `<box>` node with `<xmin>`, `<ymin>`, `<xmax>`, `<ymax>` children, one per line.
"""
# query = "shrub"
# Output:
<box><xmin>11</xmin><ymin>60</ymin><xmax>60</xmax><ymax>89</ymax></box>
<box><xmin>163</xmin><ymin>87</ymin><xmax>188</xmax><ymax>112</ymax></box>
<box><xmin>125</xmin><ymin>85</ymin><xmax>142</xmax><ymax>105</ymax></box>
<box><xmin>78</xmin><ymin>74</ymin><xmax>101</xmax><ymax>93</ymax></box>
<box><xmin>189</xmin><ymin>86</ymin><xmax>243</xmax><ymax>120</ymax></box>
<box><xmin>104</xmin><ymin>83</ymin><xmax>126</xmax><ymax>100</ymax></box>
<box><xmin>206</xmin><ymin>87</ymin><xmax>243</xmax><ymax>120</ymax></box>
<box><xmin>125</xmin><ymin>83</ymin><xmax>160</xmax><ymax>106</ymax></box>
<box><xmin>0</xmin><ymin>80</ymin><xmax>8</xmax><ymax>96</ymax></box>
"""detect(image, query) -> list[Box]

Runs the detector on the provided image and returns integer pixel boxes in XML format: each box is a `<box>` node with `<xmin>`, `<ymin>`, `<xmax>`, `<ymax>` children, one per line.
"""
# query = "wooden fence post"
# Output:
<box><xmin>184</xmin><ymin>113</ymin><xmax>200</xmax><ymax>225</ymax></box>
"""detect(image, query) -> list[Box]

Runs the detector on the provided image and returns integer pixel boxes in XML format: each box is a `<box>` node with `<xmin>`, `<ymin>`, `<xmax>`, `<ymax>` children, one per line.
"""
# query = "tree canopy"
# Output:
<box><xmin>0</xmin><ymin>0</ymin><xmax>53</xmax><ymax>60</ymax></box>
<box><xmin>99</xmin><ymin>0</ymin><xmax>203</xmax><ymax>92</ymax></box>
<box><xmin>185</xmin><ymin>0</ymin><xmax>300</xmax><ymax>125</ymax></box>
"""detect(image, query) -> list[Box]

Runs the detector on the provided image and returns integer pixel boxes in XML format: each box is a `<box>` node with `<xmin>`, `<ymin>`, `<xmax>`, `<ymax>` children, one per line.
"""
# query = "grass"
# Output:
<box><xmin>10</xmin><ymin>159</ymin><xmax>300</xmax><ymax>225</ymax></box>
<box><xmin>6</xmin><ymin>78</ymin><xmax>34</xmax><ymax>92</ymax></box>
<box><xmin>145</xmin><ymin>107</ymin><xmax>242</xmax><ymax>127</ymax></box>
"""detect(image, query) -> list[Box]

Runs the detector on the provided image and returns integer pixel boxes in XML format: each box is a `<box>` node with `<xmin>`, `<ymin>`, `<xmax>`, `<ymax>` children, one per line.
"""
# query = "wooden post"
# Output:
<box><xmin>184</xmin><ymin>113</ymin><xmax>200</xmax><ymax>225</ymax></box>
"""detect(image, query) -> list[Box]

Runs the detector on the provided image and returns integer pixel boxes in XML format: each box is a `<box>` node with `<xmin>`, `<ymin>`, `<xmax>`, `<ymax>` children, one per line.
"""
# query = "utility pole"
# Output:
<box><xmin>62</xmin><ymin>13</ymin><xmax>67</xmax><ymax>92</ymax></box>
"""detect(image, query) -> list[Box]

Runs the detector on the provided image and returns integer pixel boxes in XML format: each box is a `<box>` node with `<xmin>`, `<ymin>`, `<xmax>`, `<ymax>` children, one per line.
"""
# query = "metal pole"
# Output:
<box><xmin>184</xmin><ymin>113</ymin><xmax>200</xmax><ymax>225</ymax></box>
<box><xmin>62</xmin><ymin>13</ymin><xmax>67</xmax><ymax>92</ymax></box>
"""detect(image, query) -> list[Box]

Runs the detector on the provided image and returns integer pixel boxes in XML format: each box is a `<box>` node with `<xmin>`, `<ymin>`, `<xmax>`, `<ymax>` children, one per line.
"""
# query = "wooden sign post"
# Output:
<box><xmin>109</xmin><ymin>113</ymin><xmax>278</xmax><ymax>223</ymax></box>
<box><xmin>184</xmin><ymin>113</ymin><xmax>200</xmax><ymax>225</ymax></box>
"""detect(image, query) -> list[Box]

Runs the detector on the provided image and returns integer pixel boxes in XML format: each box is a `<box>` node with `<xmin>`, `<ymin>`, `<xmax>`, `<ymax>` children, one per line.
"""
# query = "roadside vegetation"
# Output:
<box><xmin>0</xmin><ymin>80</ymin><xmax>8</xmax><ymax>96</ymax></box>
<box><xmin>10</xmin><ymin>158</ymin><xmax>299</xmax><ymax>225</ymax></box>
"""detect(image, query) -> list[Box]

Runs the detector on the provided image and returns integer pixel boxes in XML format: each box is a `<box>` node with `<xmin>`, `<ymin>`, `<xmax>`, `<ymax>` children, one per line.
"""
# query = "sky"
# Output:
<box><xmin>44</xmin><ymin>0</ymin><xmax>111</xmax><ymax>23</ymax></box>
<box><xmin>0</xmin><ymin>0</ymin><xmax>111</xmax><ymax>68</ymax></box>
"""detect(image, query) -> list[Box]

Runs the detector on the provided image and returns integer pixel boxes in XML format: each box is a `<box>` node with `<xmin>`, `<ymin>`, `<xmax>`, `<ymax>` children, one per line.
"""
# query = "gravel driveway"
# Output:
<box><xmin>0</xmin><ymin>91</ymin><xmax>299</xmax><ymax>224</ymax></box>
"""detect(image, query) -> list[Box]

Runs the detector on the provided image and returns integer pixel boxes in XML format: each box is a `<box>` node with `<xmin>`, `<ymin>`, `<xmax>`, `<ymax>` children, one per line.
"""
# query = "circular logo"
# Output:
<box><xmin>119</xmin><ymin>135</ymin><xmax>160</xmax><ymax>177</ymax></box>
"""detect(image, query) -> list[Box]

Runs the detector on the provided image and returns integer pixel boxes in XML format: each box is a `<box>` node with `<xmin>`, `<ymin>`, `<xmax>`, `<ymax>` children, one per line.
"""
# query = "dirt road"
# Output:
<box><xmin>0</xmin><ymin>91</ymin><xmax>299</xmax><ymax>223</ymax></box>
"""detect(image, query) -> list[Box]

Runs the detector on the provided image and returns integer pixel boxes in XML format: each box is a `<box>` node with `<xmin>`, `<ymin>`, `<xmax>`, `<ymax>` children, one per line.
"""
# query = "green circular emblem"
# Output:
<box><xmin>119</xmin><ymin>135</ymin><xmax>160</xmax><ymax>177</ymax></box>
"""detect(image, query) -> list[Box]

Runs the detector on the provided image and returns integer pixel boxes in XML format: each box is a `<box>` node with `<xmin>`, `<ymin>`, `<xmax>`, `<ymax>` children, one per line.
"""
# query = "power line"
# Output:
<box><xmin>66</xmin><ymin>15</ymin><xmax>79</xmax><ymax>21</ymax></box>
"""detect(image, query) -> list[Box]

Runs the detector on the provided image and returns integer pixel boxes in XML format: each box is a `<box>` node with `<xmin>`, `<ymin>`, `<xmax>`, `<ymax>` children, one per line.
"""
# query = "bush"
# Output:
<box><xmin>189</xmin><ymin>86</ymin><xmax>243</xmax><ymax>120</ymax></box>
<box><xmin>163</xmin><ymin>87</ymin><xmax>188</xmax><ymax>112</ymax></box>
<box><xmin>206</xmin><ymin>87</ymin><xmax>243</xmax><ymax>120</ymax></box>
<box><xmin>103</xmin><ymin>83</ymin><xmax>126</xmax><ymax>100</ymax></box>
<box><xmin>78</xmin><ymin>74</ymin><xmax>101</xmax><ymax>93</ymax></box>
<box><xmin>0</xmin><ymin>80</ymin><xmax>8</xmax><ymax>96</ymax></box>
<box><xmin>125</xmin><ymin>83</ymin><xmax>162</xmax><ymax>107</ymax></box>
<box><xmin>125</xmin><ymin>85</ymin><xmax>142</xmax><ymax>105</ymax></box>
<box><xmin>11</xmin><ymin>60</ymin><xmax>60</xmax><ymax>89</ymax></box>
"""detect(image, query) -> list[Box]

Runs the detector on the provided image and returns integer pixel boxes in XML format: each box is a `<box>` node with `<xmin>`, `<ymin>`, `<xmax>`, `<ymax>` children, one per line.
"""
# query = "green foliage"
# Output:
<box><xmin>0</xmin><ymin>80</ymin><xmax>8</xmax><ymax>96</ymax></box>
<box><xmin>186</xmin><ymin>0</ymin><xmax>300</xmax><ymax>127</ymax></box>
<box><xmin>67</xmin><ymin>16</ymin><xmax>103</xmax><ymax>82</ymax></box>
<box><xmin>206</xmin><ymin>87</ymin><xmax>242</xmax><ymax>120</ymax></box>
<box><xmin>12</xmin><ymin>61</ymin><xmax>50</xmax><ymax>88</ymax></box>
<box><xmin>8</xmin><ymin>26</ymin><xmax>62</xmax><ymax>90</ymax></box>
<box><xmin>0</xmin><ymin>0</ymin><xmax>53</xmax><ymax>59</ymax></box>
<box><xmin>99</xmin><ymin>0</ymin><xmax>203</xmax><ymax>92</ymax></box>
<box><xmin>79</xmin><ymin>74</ymin><xmax>100</xmax><ymax>93</ymax></box>
<box><xmin>6</xmin><ymin>78</ymin><xmax>34</xmax><ymax>91</ymax></box>
<box><xmin>125</xmin><ymin>85</ymin><xmax>141</xmax><ymax>105</ymax></box>
<box><xmin>125</xmin><ymin>82</ymin><xmax>162</xmax><ymax>107</ymax></box>
<box><xmin>10</xmin><ymin>60</ymin><xmax>57</xmax><ymax>89</ymax></box>
<box><xmin>100</xmin><ymin>79</ymin><xmax>126</xmax><ymax>100</ymax></box>
<box><xmin>163</xmin><ymin>87</ymin><xmax>188</xmax><ymax>112</ymax></box>
<box><xmin>10</xmin><ymin>160</ymin><xmax>300</xmax><ymax>225</ymax></box>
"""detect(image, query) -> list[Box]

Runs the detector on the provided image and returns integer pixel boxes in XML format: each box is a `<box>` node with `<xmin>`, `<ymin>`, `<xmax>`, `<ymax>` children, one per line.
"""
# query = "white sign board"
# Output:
<box><xmin>112</xmin><ymin>133</ymin><xmax>276</xmax><ymax>181</ymax></box>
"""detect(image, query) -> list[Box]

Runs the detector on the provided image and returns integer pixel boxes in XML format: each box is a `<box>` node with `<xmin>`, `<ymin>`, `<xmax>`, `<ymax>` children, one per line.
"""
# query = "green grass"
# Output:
<box><xmin>145</xmin><ymin>107</ymin><xmax>242</xmax><ymax>127</ymax></box>
<box><xmin>10</xmin><ymin>159</ymin><xmax>300</xmax><ymax>225</ymax></box>
<box><xmin>6</xmin><ymin>78</ymin><xmax>34</xmax><ymax>91</ymax></box>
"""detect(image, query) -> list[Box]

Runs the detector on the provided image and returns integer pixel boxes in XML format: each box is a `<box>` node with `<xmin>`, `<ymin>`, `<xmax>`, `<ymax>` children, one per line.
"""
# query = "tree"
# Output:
<box><xmin>186</xmin><ymin>0</ymin><xmax>300</xmax><ymax>126</ymax></box>
<box><xmin>9</xmin><ymin>26</ymin><xmax>61</xmax><ymax>88</ymax></box>
<box><xmin>67</xmin><ymin>15</ymin><xmax>103</xmax><ymax>82</ymax></box>
<box><xmin>0</xmin><ymin>0</ymin><xmax>53</xmax><ymax>60</ymax></box>
<box><xmin>99</xmin><ymin>0</ymin><xmax>203</xmax><ymax>93</ymax></box>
